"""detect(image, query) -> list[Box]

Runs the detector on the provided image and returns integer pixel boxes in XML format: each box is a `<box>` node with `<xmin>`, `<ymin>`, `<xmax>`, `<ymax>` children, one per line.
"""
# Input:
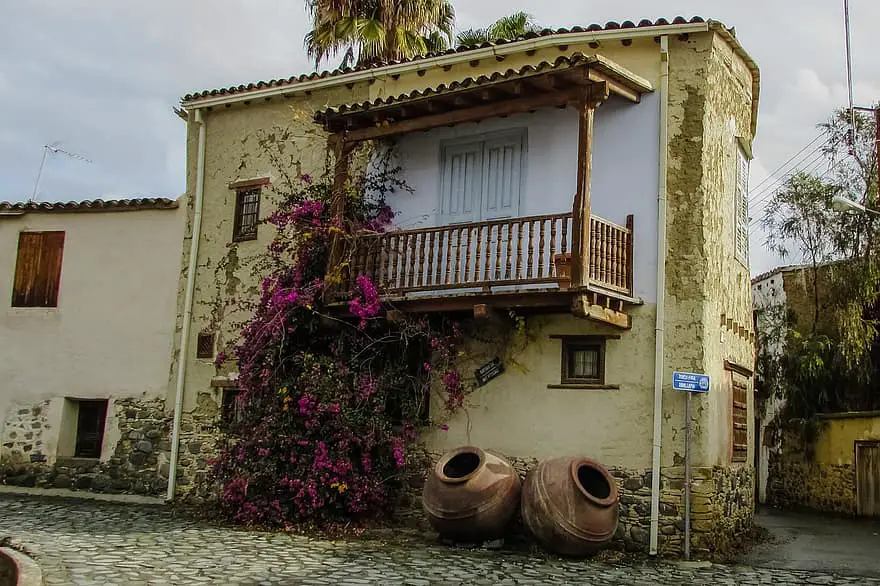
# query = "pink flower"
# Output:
<box><xmin>439</xmin><ymin>424</ymin><xmax>449</xmax><ymax>431</ymax></box>
<box><xmin>348</xmin><ymin>275</ymin><xmax>381</xmax><ymax>325</ymax></box>
<box><xmin>423</xmin><ymin>362</ymin><xmax>432</xmax><ymax>372</ymax></box>
<box><xmin>391</xmin><ymin>438</ymin><xmax>405</xmax><ymax>468</ymax></box>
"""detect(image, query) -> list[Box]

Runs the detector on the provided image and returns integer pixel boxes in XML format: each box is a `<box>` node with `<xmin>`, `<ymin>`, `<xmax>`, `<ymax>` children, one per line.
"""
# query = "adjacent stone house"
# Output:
<box><xmin>752</xmin><ymin>265</ymin><xmax>880</xmax><ymax>517</ymax></box>
<box><xmin>169</xmin><ymin>16</ymin><xmax>759</xmax><ymax>556</ymax></box>
<box><xmin>0</xmin><ymin>198</ymin><xmax>185</xmax><ymax>494</ymax></box>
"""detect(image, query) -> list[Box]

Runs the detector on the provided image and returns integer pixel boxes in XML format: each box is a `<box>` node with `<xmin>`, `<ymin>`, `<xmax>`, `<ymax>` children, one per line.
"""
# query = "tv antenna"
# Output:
<box><xmin>31</xmin><ymin>142</ymin><xmax>93</xmax><ymax>202</ymax></box>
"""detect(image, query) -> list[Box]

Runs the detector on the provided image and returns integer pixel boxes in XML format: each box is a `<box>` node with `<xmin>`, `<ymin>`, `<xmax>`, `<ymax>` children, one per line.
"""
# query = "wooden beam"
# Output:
<box><xmin>343</xmin><ymin>88</ymin><xmax>584</xmax><ymax>142</ymax></box>
<box><xmin>571</xmin><ymin>294</ymin><xmax>631</xmax><ymax>329</ymax></box>
<box><xmin>587</xmin><ymin>70</ymin><xmax>641</xmax><ymax>103</ymax></box>
<box><xmin>570</xmin><ymin>82</ymin><xmax>608</xmax><ymax>288</ymax></box>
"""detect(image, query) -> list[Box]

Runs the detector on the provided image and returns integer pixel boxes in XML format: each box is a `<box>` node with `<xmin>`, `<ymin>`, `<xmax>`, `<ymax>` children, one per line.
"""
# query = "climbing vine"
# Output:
<box><xmin>210</xmin><ymin>141</ymin><xmax>471</xmax><ymax>527</ymax></box>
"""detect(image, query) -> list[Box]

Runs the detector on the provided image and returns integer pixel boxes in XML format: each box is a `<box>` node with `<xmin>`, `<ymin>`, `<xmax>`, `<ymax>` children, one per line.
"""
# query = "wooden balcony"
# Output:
<box><xmin>343</xmin><ymin>212</ymin><xmax>634</xmax><ymax>306</ymax></box>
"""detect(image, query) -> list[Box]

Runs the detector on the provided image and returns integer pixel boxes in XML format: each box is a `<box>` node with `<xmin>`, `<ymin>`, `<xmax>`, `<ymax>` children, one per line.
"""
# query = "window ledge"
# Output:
<box><xmin>547</xmin><ymin>383</ymin><xmax>620</xmax><ymax>390</ymax></box>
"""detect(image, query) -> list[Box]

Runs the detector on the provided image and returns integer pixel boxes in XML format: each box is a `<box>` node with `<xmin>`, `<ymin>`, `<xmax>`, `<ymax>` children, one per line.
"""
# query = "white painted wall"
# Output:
<box><xmin>751</xmin><ymin>269</ymin><xmax>789</xmax><ymax>503</ymax></box>
<box><xmin>0</xmin><ymin>206</ymin><xmax>185</xmax><ymax>463</ymax></box>
<box><xmin>384</xmin><ymin>94</ymin><xmax>659</xmax><ymax>301</ymax></box>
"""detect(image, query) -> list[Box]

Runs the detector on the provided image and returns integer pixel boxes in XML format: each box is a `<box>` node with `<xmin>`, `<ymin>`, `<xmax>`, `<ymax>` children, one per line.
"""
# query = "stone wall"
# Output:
<box><xmin>1</xmin><ymin>397</ymin><xmax>171</xmax><ymax>496</ymax></box>
<box><xmin>172</xmin><ymin>392</ymin><xmax>226</xmax><ymax>503</ymax></box>
<box><xmin>767</xmin><ymin>451</ymin><xmax>856</xmax><ymax>515</ymax></box>
<box><xmin>1</xmin><ymin>402</ymin><xmax>51</xmax><ymax>466</ymax></box>
<box><xmin>397</xmin><ymin>449</ymin><xmax>753</xmax><ymax>559</ymax></box>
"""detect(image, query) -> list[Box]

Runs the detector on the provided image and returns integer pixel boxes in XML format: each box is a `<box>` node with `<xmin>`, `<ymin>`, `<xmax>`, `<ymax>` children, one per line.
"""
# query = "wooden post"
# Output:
<box><xmin>570</xmin><ymin>82</ymin><xmax>608</xmax><ymax>288</ymax></box>
<box><xmin>327</xmin><ymin>136</ymin><xmax>355</xmax><ymax>289</ymax></box>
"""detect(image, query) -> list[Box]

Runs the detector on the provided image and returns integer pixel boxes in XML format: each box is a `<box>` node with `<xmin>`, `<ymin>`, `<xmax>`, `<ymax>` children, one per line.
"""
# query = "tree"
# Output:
<box><xmin>305</xmin><ymin>0</ymin><xmax>455</xmax><ymax>68</ymax></box>
<box><xmin>455</xmin><ymin>11</ymin><xmax>540</xmax><ymax>47</ymax></box>
<box><xmin>760</xmin><ymin>104</ymin><xmax>880</xmax><ymax>416</ymax></box>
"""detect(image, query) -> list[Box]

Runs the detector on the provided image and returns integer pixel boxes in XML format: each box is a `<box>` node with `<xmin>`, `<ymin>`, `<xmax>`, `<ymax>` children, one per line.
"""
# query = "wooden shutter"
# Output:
<box><xmin>482</xmin><ymin>133</ymin><xmax>524</xmax><ymax>220</ymax></box>
<box><xmin>731</xmin><ymin>371</ymin><xmax>749</xmax><ymax>462</ymax></box>
<box><xmin>12</xmin><ymin>231</ymin><xmax>65</xmax><ymax>307</ymax></box>
<box><xmin>440</xmin><ymin>142</ymin><xmax>483</xmax><ymax>224</ymax></box>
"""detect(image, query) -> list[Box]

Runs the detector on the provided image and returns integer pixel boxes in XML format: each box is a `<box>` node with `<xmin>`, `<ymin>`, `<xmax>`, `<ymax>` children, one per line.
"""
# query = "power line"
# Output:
<box><xmin>749</xmin><ymin>158</ymin><xmax>846</xmax><ymax>237</ymax></box>
<box><xmin>748</xmin><ymin>149</ymin><xmax>831</xmax><ymax>220</ymax></box>
<box><xmin>748</xmin><ymin>133</ymin><xmax>827</xmax><ymax>198</ymax></box>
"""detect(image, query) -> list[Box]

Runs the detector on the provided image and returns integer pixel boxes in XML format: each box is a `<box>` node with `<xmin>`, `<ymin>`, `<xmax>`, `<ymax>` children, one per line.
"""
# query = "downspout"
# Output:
<box><xmin>649</xmin><ymin>35</ymin><xmax>670</xmax><ymax>556</ymax></box>
<box><xmin>167</xmin><ymin>108</ymin><xmax>207</xmax><ymax>501</ymax></box>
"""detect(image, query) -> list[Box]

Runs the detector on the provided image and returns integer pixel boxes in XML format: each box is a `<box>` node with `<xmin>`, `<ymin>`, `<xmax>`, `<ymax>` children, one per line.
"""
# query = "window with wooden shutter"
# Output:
<box><xmin>735</xmin><ymin>147</ymin><xmax>750</xmax><ymax>265</ymax></box>
<box><xmin>11</xmin><ymin>231</ymin><xmax>65</xmax><ymax>307</ymax></box>
<box><xmin>439</xmin><ymin>129</ymin><xmax>525</xmax><ymax>224</ymax></box>
<box><xmin>232</xmin><ymin>187</ymin><xmax>261</xmax><ymax>241</ymax></box>
<box><xmin>731</xmin><ymin>371</ymin><xmax>749</xmax><ymax>462</ymax></box>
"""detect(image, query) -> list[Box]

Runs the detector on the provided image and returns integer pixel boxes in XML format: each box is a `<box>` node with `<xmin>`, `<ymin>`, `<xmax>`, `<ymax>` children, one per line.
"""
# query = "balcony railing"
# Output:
<box><xmin>344</xmin><ymin>212</ymin><xmax>633</xmax><ymax>298</ymax></box>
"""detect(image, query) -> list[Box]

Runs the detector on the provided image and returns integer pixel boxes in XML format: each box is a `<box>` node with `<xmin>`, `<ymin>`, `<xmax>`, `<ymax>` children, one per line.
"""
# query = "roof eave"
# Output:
<box><xmin>180</xmin><ymin>21</ymin><xmax>710</xmax><ymax>111</ymax></box>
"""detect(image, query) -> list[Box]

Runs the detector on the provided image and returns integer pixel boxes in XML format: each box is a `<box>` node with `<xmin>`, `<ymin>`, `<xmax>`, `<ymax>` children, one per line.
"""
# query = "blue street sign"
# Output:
<box><xmin>672</xmin><ymin>372</ymin><xmax>710</xmax><ymax>393</ymax></box>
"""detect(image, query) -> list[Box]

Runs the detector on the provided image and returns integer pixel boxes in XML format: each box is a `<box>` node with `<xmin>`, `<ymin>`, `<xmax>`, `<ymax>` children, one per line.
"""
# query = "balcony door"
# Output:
<box><xmin>439</xmin><ymin>129</ymin><xmax>525</xmax><ymax>224</ymax></box>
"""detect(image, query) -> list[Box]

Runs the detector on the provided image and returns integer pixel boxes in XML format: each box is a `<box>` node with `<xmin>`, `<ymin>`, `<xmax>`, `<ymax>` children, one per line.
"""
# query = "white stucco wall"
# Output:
<box><xmin>0</xmin><ymin>206</ymin><xmax>185</xmax><ymax>461</ymax></box>
<box><xmin>752</xmin><ymin>269</ymin><xmax>788</xmax><ymax>502</ymax></box>
<box><xmin>385</xmin><ymin>94</ymin><xmax>659</xmax><ymax>301</ymax></box>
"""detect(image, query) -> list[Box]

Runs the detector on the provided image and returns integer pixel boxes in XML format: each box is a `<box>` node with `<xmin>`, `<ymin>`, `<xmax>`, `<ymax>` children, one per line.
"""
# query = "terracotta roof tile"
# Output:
<box><xmin>314</xmin><ymin>53</ymin><xmax>652</xmax><ymax>125</ymax></box>
<box><xmin>181</xmin><ymin>17</ymin><xmax>708</xmax><ymax>103</ymax></box>
<box><xmin>0</xmin><ymin>198</ymin><xmax>180</xmax><ymax>214</ymax></box>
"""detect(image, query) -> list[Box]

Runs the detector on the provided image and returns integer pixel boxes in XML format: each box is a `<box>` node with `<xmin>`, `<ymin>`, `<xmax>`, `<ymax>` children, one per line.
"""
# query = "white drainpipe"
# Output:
<box><xmin>649</xmin><ymin>35</ymin><xmax>670</xmax><ymax>555</ymax></box>
<box><xmin>167</xmin><ymin>108</ymin><xmax>207</xmax><ymax>501</ymax></box>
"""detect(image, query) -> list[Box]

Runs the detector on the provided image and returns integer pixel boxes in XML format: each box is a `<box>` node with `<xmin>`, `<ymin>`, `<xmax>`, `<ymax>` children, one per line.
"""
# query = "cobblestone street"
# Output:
<box><xmin>1</xmin><ymin>495</ymin><xmax>877</xmax><ymax>586</ymax></box>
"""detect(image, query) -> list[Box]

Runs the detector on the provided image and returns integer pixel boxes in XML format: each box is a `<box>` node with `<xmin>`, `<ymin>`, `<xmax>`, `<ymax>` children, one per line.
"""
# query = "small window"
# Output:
<box><xmin>197</xmin><ymin>332</ymin><xmax>215</xmax><ymax>359</ymax></box>
<box><xmin>12</xmin><ymin>231</ymin><xmax>65</xmax><ymax>307</ymax></box>
<box><xmin>233</xmin><ymin>187</ymin><xmax>261</xmax><ymax>241</ymax></box>
<box><xmin>561</xmin><ymin>338</ymin><xmax>606</xmax><ymax>385</ymax></box>
<box><xmin>74</xmin><ymin>400</ymin><xmax>108</xmax><ymax>458</ymax></box>
<box><xmin>734</xmin><ymin>146</ymin><xmax>750</xmax><ymax>265</ymax></box>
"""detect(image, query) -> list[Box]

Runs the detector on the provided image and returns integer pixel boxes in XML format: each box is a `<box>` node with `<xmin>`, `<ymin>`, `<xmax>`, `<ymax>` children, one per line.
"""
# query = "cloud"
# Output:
<box><xmin>3</xmin><ymin>0</ymin><xmax>878</xmax><ymax>277</ymax></box>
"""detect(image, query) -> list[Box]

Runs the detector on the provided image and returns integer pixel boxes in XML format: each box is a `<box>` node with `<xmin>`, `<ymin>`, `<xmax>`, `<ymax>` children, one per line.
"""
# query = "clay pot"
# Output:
<box><xmin>422</xmin><ymin>446</ymin><xmax>522</xmax><ymax>542</ymax></box>
<box><xmin>521</xmin><ymin>457</ymin><xmax>619</xmax><ymax>556</ymax></box>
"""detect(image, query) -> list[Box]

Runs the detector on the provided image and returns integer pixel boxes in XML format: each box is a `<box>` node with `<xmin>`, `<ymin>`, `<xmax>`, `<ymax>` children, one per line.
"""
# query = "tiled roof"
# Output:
<box><xmin>315</xmin><ymin>53</ymin><xmax>650</xmax><ymax>123</ymax></box>
<box><xmin>182</xmin><ymin>16</ymin><xmax>708</xmax><ymax>103</ymax></box>
<box><xmin>0</xmin><ymin>198</ymin><xmax>180</xmax><ymax>214</ymax></box>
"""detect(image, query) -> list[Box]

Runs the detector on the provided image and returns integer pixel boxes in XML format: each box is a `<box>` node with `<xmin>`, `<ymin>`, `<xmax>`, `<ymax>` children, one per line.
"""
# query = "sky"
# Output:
<box><xmin>2</xmin><ymin>1</ymin><xmax>879</xmax><ymax>275</ymax></box>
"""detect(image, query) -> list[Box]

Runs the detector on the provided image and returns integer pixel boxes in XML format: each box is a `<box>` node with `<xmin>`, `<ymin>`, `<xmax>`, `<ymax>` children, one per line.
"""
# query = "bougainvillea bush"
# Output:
<box><xmin>212</xmin><ymin>158</ymin><xmax>464</xmax><ymax>527</ymax></box>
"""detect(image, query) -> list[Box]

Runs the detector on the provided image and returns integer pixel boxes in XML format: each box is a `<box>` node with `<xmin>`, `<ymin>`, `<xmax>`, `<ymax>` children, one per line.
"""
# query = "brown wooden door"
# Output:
<box><xmin>856</xmin><ymin>441</ymin><xmax>880</xmax><ymax>517</ymax></box>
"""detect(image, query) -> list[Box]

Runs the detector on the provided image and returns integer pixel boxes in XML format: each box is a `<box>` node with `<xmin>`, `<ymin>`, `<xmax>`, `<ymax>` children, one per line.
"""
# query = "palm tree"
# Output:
<box><xmin>455</xmin><ymin>11</ymin><xmax>540</xmax><ymax>46</ymax></box>
<box><xmin>306</xmin><ymin>0</ymin><xmax>455</xmax><ymax>68</ymax></box>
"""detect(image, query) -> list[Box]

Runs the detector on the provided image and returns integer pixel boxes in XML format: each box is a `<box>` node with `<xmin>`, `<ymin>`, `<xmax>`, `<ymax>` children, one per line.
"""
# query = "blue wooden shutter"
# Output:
<box><xmin>440</xmin><ymin>142</ymin><xmax>483</xmax><ymax>224</ymax></box>
<box><xmin>481</xmin><ymin>133</ymin><xmax>524</xmax><ymax>220</ymax></box>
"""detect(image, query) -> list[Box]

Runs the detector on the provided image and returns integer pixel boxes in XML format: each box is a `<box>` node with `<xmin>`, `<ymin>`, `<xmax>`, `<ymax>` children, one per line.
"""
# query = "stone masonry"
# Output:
<box><xmin>399</xmin><ymin>451</ymin><xmax>754</xmax><ymax>559</ymax></box>
<box><xmin>1</xmin><ymin>398</ymin><xmax>171</xmax><ymax>496</ymax></box>
<box><xmin>1</xmin><ymin>401</ymin><xmax>52</xmax><ymax>469</ymax></box>
<box><xmin>768</xmin><ymin>453</ymin><xmax>856</xmax><ymax>515</ymax></box>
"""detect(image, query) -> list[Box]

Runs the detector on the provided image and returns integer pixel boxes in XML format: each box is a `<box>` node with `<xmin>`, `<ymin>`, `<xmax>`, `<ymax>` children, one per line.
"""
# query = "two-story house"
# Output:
<box><xmin>0</xmin><ymin>198</ymin><xmax>184</xmax><ymax>494</ymax></box>
<box><xmin>168</xmin><ymin>16</ymin><xmax>759</xmax><ymax>556</ymax></box>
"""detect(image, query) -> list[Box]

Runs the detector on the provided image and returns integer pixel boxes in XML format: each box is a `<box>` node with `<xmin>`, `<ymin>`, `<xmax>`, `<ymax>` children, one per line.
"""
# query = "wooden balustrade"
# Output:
<box><xmin>344</xmin><ymin>212</ymin><xmax>633</xmax><ymax>298</ymax></box>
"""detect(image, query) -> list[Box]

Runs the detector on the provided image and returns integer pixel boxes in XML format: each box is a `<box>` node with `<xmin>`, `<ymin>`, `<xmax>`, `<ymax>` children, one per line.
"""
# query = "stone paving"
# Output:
<box><xmin>1</xmin><ymin>495</ymin><xmax>877</xmax><ymax>586</ymax></box>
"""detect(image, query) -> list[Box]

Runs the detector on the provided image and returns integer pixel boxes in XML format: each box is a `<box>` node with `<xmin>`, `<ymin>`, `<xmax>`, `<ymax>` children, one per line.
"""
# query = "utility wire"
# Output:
<box><xmin>748</xmin><ymin>149</ymin><xmax>831</xmax><ymax>219</ymax></box>
<box><xmin>749</xmin><ymin>158</ymin><xmax>845</xmax><ymax>238</ymax></box>
<box><xmin>748</xmin><ymin>133</ymin><xmax>827</xmax><ymax>198</ymax></box>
